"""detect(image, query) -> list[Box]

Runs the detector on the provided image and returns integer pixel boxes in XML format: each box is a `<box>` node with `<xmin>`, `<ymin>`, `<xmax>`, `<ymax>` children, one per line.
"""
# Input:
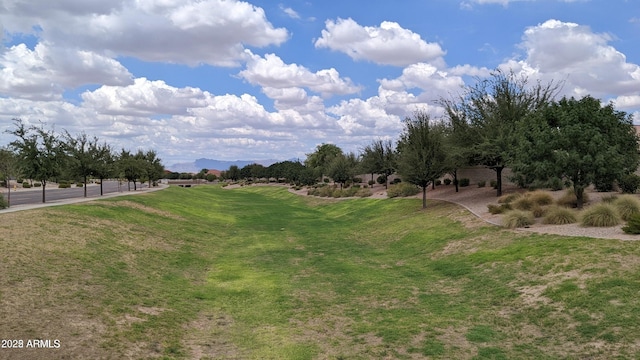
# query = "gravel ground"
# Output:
<box><xmin>425</xmin><ymin>184</ymin><xmax>640</xmax><ymax>241</ymax></box>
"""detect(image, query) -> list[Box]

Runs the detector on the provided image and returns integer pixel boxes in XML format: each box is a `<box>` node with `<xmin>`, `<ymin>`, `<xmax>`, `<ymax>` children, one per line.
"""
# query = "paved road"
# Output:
<box><xmin>1</xmin><ymin>180</ymin><xmax>150</xmax><ymax>207</ymax></box>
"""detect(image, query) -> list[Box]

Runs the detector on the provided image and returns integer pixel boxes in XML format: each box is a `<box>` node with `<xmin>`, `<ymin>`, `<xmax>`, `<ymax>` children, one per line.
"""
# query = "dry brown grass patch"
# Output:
<box><xmin>101</xmin><ymin>200</ymin><xmax>185</xmax><ymax>220</ymax></box>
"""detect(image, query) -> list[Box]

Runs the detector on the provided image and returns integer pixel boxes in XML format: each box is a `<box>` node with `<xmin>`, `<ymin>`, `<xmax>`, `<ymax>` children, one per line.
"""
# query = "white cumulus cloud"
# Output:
<box><xmin>239</xmin><ymin>53</ymin><xmax>361</xmax><ymax>97</ymax></box>
<box><xmin>0</xmin><ymin>0</ymin><xmax>288</xmax><ymax>66</ymax></box>
<box><xmin>314</xmin><ymin>18</ymin><xmax>446</xmax><ymax>67</ymax></box>
<box><xmin>517</xmin><ymin>19</ymin><xmax>640</xmax><ymax>99</ymax></box>
<box><xmin>0</xmin><ymin>42</ymin><xmax>132</xmax><ymax>100</ymax></box>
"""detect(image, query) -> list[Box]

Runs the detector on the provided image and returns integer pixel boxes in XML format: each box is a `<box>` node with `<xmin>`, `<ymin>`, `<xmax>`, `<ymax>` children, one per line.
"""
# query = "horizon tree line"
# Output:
<box><xmin>219</xmin><ymin>69</ymin><xmax>639</xmax><ymax>209</ymax></box>
<box><xmin>0</xmin><ymin>118</ymin><xmax>165</xmax><ymax>206</ymax></box>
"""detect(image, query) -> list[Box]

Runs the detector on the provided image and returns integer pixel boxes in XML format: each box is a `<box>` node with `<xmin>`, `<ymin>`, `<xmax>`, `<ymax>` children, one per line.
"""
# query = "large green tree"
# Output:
<box><xmin>327</xmin><ymin>152</ymin><xmax>359</xmax><ymax>189</ymax></box>
<box><xmin>91</xmin><ymin>141</ymin><xmax>115</xmax><ymax>196</ymax></box>
<box><xmin>443</xmin><ymin>70</ymin><xmax>558</xmax><ymax>196</ymax></box>
<box><xmin>305</xmin><ymin>143</ymin><xmax>343</xmax><ymax>181</ymax></box>
<box><xmin>514</xmin><ymin>96</ymin><xmax>639</xmax><ymax>208</ymax></box>
<box><xmin>360</xmin><ymin>139</ymin><xmax>396</xmax><ymax>188</ymax></box>
<box><xmin>140</xmin><ymin>150</ymin><xmax>164</xmax><ymax>188</ymax></box>
<box><xmin>64</xmin><ymin>131</ymin><xmax>99</xmax><ymax>197</ymax></box>
<box><xmin>396</xmin><ymin>111</ymin><xmax>447</xmax><ymax>209</ymax></box>
<box><xmin>0</xmin><ymin>147</ymin><xmax>19</xmax><ymax>207</ymax></box>
<box><xmin>8</xmin><ymin>119</ymin><xmax>65</xmax><ymax>203</ymax></box>
<box><xmin>118</xmin><ymin>149</ymin><xmax>145</xmax><ymax>191</ymax></box>
<box><xmin>440</xmin><ymin>99</ymin><xmax>475</xmax><ymax>193</ymax></box>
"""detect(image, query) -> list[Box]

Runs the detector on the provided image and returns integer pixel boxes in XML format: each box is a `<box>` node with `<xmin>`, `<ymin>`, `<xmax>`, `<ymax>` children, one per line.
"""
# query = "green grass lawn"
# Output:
<box><xmin>1</xmin><ymin>185</ymin><xmax>640</xmax><ymax>359</ymax></box>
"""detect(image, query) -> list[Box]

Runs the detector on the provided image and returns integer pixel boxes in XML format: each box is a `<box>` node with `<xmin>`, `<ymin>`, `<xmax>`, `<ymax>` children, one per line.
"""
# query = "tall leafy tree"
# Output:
<box><xmin>118</xmin><ymin>149</ymin><xmax>144</xmax><ymax>191</ymax></box>
<box><xmin>91</xmin><ymin>141</ymin><xmax>115</xmax><ymax>196</ymax></box>
<box><xmin>305</xmin><ymin>143</ymin><xmax>343</xmax><ymax>181</ymax></box>
<box><xmin>443</xmin><ymin>70</ymin><xmax>558</xmax><ymax>196</ymax></box>
<box><xmin>0</xmin><ymin>147</ymin><xmax>19</xmax><ymax>207</ymax></box>
<box><xmin>440</xmin><ymin>98</ymin><xmax>475</xmax><ymax>192</ymax></box>
<box><xmin>327</xmin><ymin>152</ymin><xmax>359</xmax><ymax>189</ymax></box>
<box><xmin>8</xmin><ymin>119</ymin><xmax>65</xmax><ymax>203</ymax></box>
<box><xmin>360</xmin><ymin>139</ymin><xmax>396</xmax><ymax>188</ymax></box>
<box><xmin>140</xmin><ymin>150</ymin><xmax>164</xmax><ymax>188</ymax></box>
<box><xmin>396</xmin><ymin>111</ymin><xmax>447</xmax><ymax>209</ymax></box>
<box><xmin>226</xmin><ymin>165</ymin><xmax>240</xmax><ymax>181</ymax></box>
<box><xmin>514</xmin><ymin>96</ymin><xmax>640</xmax><ymax>208</ymax></box>
<box><xmin>64</xmin><ymin>131</ymin><xmax>98</xmax><ymax>197</ymax></box>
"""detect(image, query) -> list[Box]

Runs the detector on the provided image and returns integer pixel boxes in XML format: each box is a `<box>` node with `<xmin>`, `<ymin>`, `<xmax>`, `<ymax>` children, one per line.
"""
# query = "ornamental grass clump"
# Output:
<box><xmin>581</xmin><ymin>203</ymin><xmax>621</xmax><ymax>227</ymax></box>
<box><xmin>613</xmin><ymin>195</ymin><xmax>640</xmax><ymax>221</ymax></box>
<box><xmin>512</xmin><ymin>196</ymin><xmax>535</xmax><ymax>211</ymax></box>
<box><xmin>532</xmin><ymin>205</ymin><xmax>547</xmax><ymax>218</ymax></box>
<box><xmin>528</xmin><ymin>190</ymin><xmax>554</xmax><ymax>206</ymax></box>
<box><xmin>543</xmin><ymin>206</ymin><xmax>578</xmax><ymax>225</ymax></box>
<box><xmin>498</xmin><ymin>193</ymin><xmax>522</xmax><ymax>204</ymax></box>
<box><xmin>487</xmin><ymin>203</ymin><xmax>511</xmax><ymax>214</ymax></box>
<box><xmin>502</xmin><ymin>210</ymin><xmax>535</xmax><ymax>229</ymax></box>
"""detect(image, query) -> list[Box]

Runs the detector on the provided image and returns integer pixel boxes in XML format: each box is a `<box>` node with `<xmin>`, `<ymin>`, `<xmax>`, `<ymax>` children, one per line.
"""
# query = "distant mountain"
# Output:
<box><xmin>167</xmin><ymin>158</ymin><xmax>282</xmax><ymax>173</ymax></box>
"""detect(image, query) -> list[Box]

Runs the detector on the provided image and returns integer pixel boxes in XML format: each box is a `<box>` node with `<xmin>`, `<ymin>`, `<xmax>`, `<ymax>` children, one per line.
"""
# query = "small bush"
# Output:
<box><xmin>58</xmin><ymin>183</ymin><xmax>71</xmax><ymax>189</ymax></box>
<box><xmin>601</xmin><ymin>195</ymin><xmax>618</xmax><ymax>203</ymax></box>
<box><xmin>22</xmin><ymin>182</ymin><xmax>32</xmax><ymax>188</ymax></box>
<box><xmin>392</xmin><ymin>178</ymin><xmax>402</xmax><ymax>184</ymax></box>
<box><xmin>487</xmin><ymin>203</ymin><xmax>511</xmax><ymax>215</ymax></box>
<box><xmin>444</xmin><ymin>178</ymin><xmax>452</xmax><ymax>185</ymax></box>
<box><xmin>498</xmin><ymin>193</ymin><xmax>522</xmax><ymax>204</ymax></box>
<box><xmin>0</xmin><ymin>193</ymin><xmax>7</xmax><ymax>209</ymax></box>
<box><xmin>477</xmin><ymin>180</ymin><xmax>486</xmax><ymax>188</ymax></box>
<box><xmin>512</xmin><ymin>196</ymin><xmax>535</xmax><ymax>211</ymax></box>
<box><xmin>368</xmin><ymin>180</ymin><xmax>375</xmax><ymax>186</ymax></box>
<box><xmin>33</xmin><ymin>182</ymin><xmax>42</xmax><ymax>187</ymax></box>
<box><xmin>618</xmin><ymin>173</ymin><xmax>640</xmax><ymax>194</ymax></box>
<box><xmin>502</xmin><ymin>210</ymin><xmax>534</xmax><ymax>229</ymax></box>
<box><xmin>353</xmin><ymin>177</ymin><xmax>362</xmax><ymax>183</ymax></box>
<box><xmin>613</xmin><ymin>195</ymin><xmax>640</xmax><ymax>221</ymax></box>
<box><xmin>387</xmin><ymin>183</ymin><xmax>420</xmax><ymax>198</ymax></box>
<box><xmin>376</xmin><ymin>175</ymin><xmax>387</xmax><ymax>185</ymax></box>
<box><xmin>435</xmin><ymin>179</ymin><xmax>442</xmax><ymax>186</ymax></box>
<box><xmin>581</xmin><ymin>203</ymin><xmax>621</xmax><ymax>227</ymax></box>
<box><xmin>76</xmin><ymin>182</ymin><xmax>84</xmax><ymax>187</ymax></box>
<box><xmin>459</xmin><ymin>178</ymin><xmax>470</xmax><ymax>187</ymax></box>
<box><xmin>543</xmin><ymin>206</ymin><xmax>578</xmax><ymax>225</ymax></box>
<box><xmin>532</xmin><ymin>205</ymin><xmax>547</xmax><ymax>218</ymax></box>
<box><xmin>16</xmin><ymin>178</ymin><xmax>23</xmax><ymax>184</ymax></box>
<box><xmin>528</xmin><ymin>190</ymin><xmax>554</xmax><ymax>206</ymax></box>
<box><xmin>356</xmin><ymin>188</ymin><xmax>373</xmax><ymax>197</ymax></box>
<box><xmin>557</xmin><ymin>190</ymin><xmax>589</xmax><ymax>208</ymax></box>
<box><xmin>487</xmin><ymin>204</ymin><xmax>502</xmax><ymax>214</ymax></box>
<box><xmin>622</xmin><ymin>213</ymin><xmax>640</xmax><ymax>234</ymax></box>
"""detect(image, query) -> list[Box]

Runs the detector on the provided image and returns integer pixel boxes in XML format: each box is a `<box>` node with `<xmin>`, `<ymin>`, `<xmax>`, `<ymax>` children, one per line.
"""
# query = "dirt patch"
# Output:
<box><xmin>436</xmin><ymin>326</ymin><xmax>477</xmax><ymax>358</ymax></box>
<box><xmin>101</xmin><ymin>200</ymin><xmax>184</xmax><ymax>220</ymax></box>
<box><xmin>183</xmin><ymin>313</ymin><xmax>241</xmax><ymax>359</ymax></box>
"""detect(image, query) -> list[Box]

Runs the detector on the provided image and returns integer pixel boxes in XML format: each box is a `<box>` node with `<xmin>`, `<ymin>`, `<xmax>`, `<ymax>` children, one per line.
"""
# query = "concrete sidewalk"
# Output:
<box><xmin>0</xmin><ymin>184</ymin><xmax>168</xmax><ymax>214</ymax></box>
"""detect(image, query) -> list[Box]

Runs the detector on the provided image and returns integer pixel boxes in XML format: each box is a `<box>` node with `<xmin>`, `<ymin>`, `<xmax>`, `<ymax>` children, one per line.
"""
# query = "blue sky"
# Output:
<box><xmin>1</xmin><ymin>0</ymin><xmax>639</xmax><ymax>168</ymax></box>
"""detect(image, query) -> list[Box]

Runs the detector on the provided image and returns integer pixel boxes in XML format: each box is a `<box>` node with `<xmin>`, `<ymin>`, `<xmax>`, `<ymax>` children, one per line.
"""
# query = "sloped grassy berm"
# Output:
<box><xmin>1</xmin><ymin>185</ymin><xmax>640</xmax><ymax>359</ymax></box>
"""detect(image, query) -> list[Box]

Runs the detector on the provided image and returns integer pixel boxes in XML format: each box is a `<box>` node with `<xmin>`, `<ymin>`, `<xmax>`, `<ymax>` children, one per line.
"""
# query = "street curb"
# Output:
<box><xmin>0</xmin><ymin>185</ymin><xmax>168</xmax><ymax>214</ymax></box>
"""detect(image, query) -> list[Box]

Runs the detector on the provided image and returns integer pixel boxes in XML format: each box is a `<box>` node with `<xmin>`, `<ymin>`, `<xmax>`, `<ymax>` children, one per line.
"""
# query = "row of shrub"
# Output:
<box><xmin>493</xmin><ymin>191</ymin><xmax>640</xmax><ymax>231</ymax></box>
<box><xmin>307</xmin><ymin>184</ymin><xmax>372</xmax><ymax>198</ymax></box>
<box><xmin>387</xmin><ymin>183</ymin><xmax>421</xmax><ymax>198</ymax></box>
